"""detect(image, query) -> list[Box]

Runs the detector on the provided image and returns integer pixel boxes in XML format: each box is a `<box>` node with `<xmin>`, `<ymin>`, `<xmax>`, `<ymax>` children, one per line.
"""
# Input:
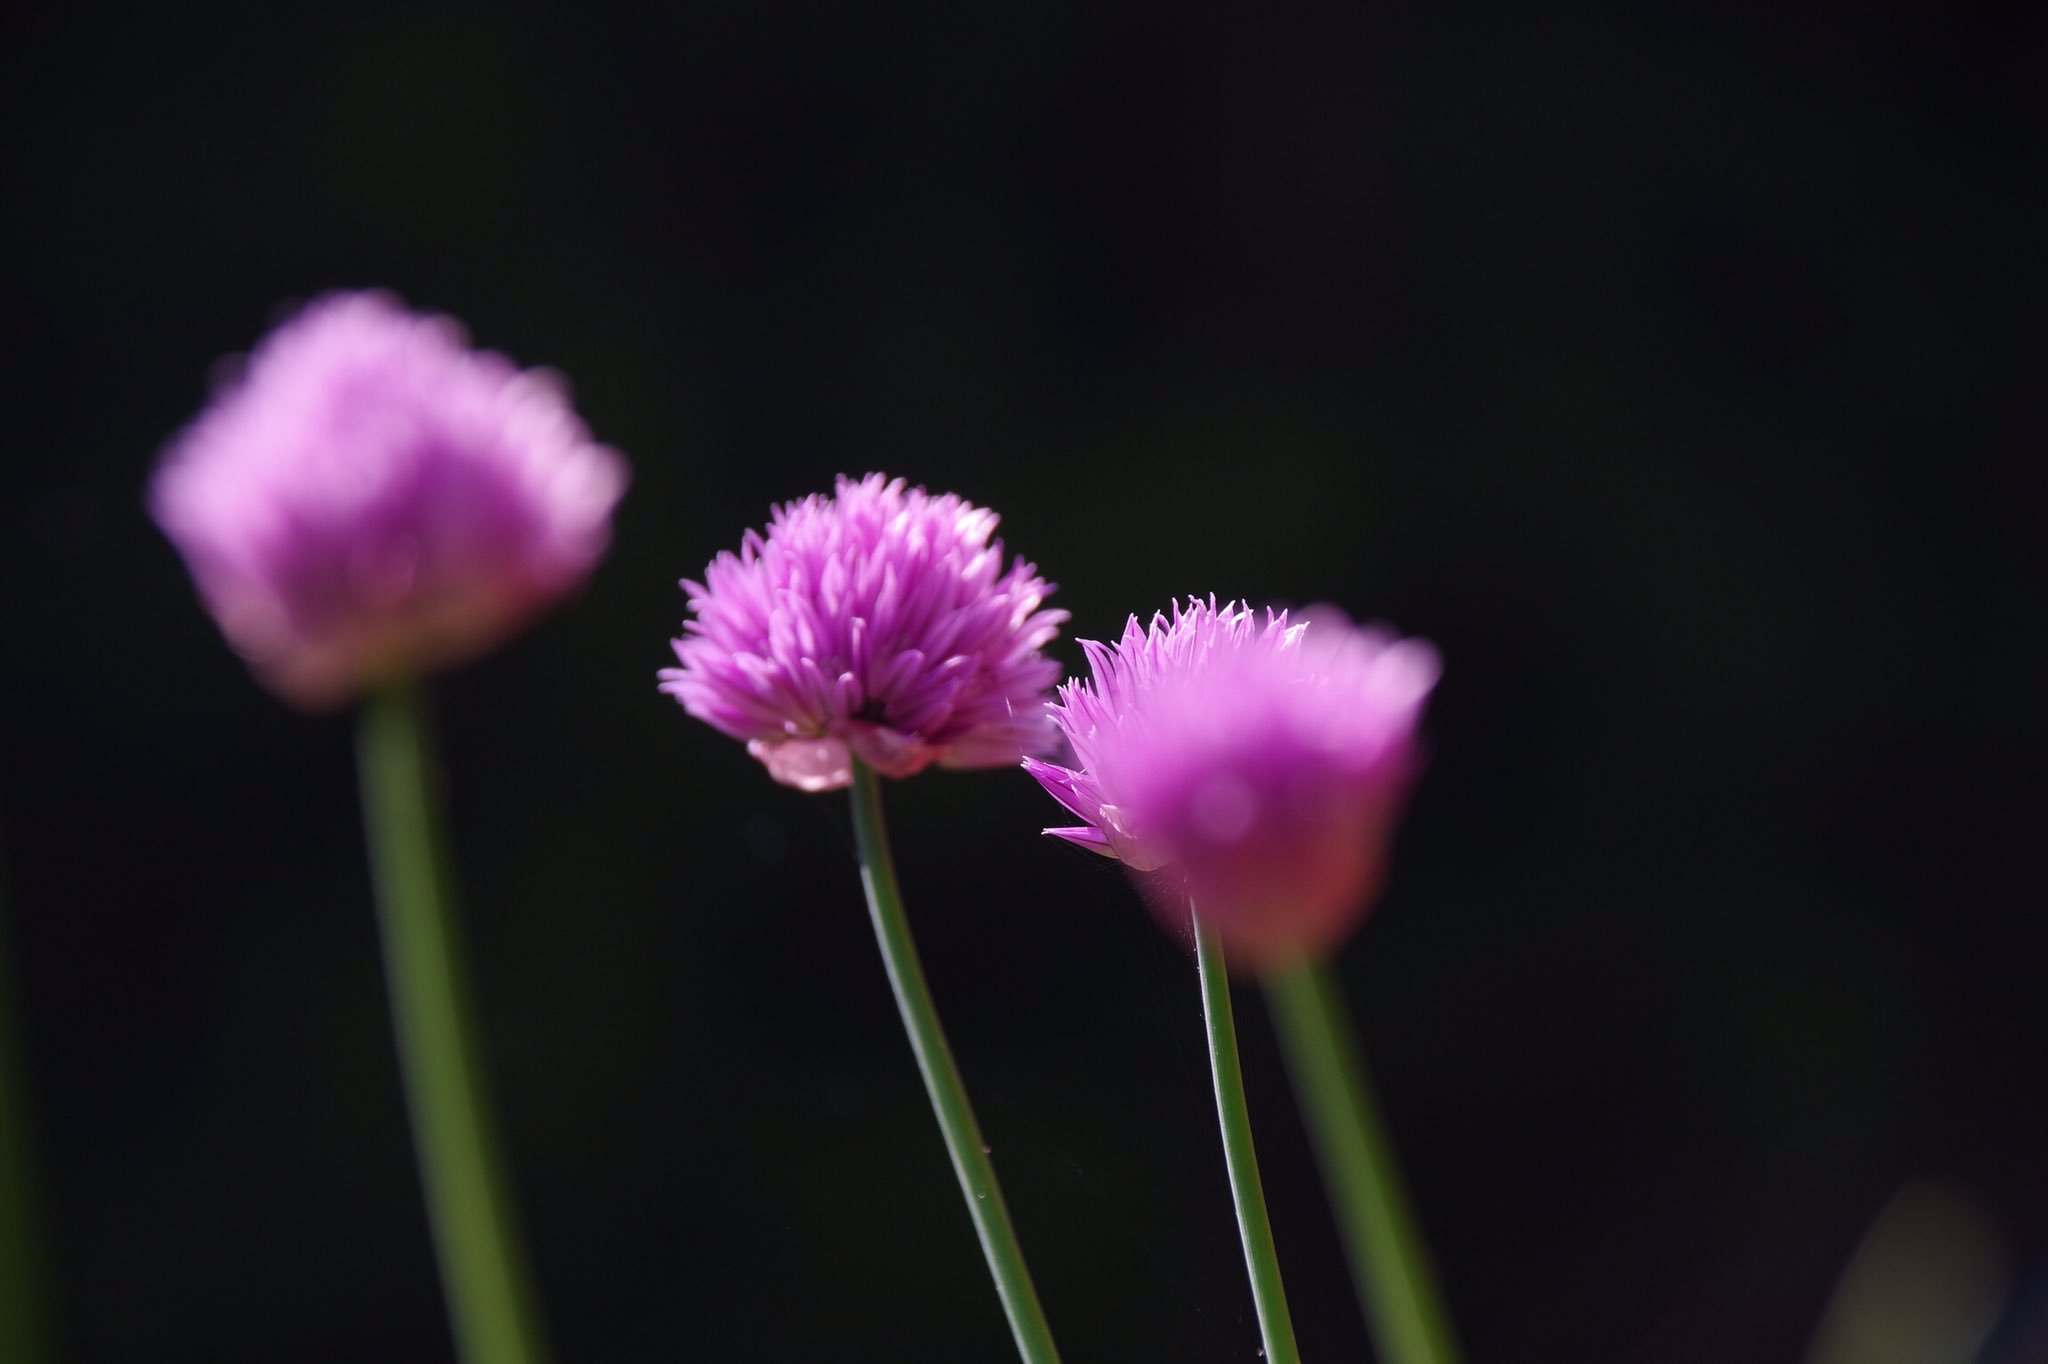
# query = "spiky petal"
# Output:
<box><xmin>1026</xmin><ymin>597</ymin><xmax>1439</xmax><ymax>972</ymax></box>
<box><xmin>661</xmin><ymin>474</ymin><xmax>1067</xmax><ymax>791</ymax></box>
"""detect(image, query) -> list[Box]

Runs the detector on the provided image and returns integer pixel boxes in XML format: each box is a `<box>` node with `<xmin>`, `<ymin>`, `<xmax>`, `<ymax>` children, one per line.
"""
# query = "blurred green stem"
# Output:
<box><xmin>0</xmin><ymin>845</ymin><xmax>53</xmax><ymax>1364</ymax></box>
<box><xmin>847</xmin><ymin>759</ymin><xmax>1062</xmax><ymax>1364</ymax></box>
<box><xmin>1193</xmin><ymin>907</ymin><xmax>1302</xmax><ymax>1364</ymax></box>
<box><xmin>1266</xmin><ymin>960</ymin><xmax>1461</xmax><ymax>1364</ymax></box>
<box><xmin>358</xmin><ymin>682</ymin><xmax>550</xmax><ymax>1364</ymax></box>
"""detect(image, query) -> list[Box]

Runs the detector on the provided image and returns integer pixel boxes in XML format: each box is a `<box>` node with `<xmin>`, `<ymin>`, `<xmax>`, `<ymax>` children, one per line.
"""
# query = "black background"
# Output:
<box><xmin>3</xmin><ymin>3</ymin><xmax>2044</xmax><ymax>1361</ymax></box>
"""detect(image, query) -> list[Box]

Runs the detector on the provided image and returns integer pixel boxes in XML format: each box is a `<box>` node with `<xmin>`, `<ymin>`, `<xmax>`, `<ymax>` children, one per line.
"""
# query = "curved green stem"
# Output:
<box><xmin>1266</xmin><ymin>960</ymin><xmax>1461</xmax><ymax>1364</ymax></box>
<box><xmin>847</xmin><ymin>760</ymin><xmax>1062</xmax><ymax>1364</ymax></box>
<box><xmin>1193</xmin><ymin>907</ymin><xmax>1302</xmax><ymax>1364</ymax></box>
<box><xmin>358</xmin><ymin>682</ymin><xmax>550</xmax><ymax>1364</ymax></box>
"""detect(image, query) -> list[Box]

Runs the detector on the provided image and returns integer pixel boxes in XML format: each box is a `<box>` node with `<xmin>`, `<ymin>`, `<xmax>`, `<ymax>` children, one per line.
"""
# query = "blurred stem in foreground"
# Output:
<box><xmin>847</xmin><ymin>759</ymin><xmax>1063</xmax><ymax>1364</ymax></box>
<box><xmin>1194</xmin><ymin>906</ymin><xmax>1302</xmax><ymax>1364</ymax></box>
<box><xmin>1801</xmin><ymin>1181</ymin><xmax>2006</xmax><ymax>1364</ymax></box>
<box><xmin>0</xmin><ymin>838</ymin><xmax>53</xmax><ymax>1364</ymax></box>
<box><xmin>1266</xmin><ymin>959</ymin><xmax>1461</xmax><ymax>1364</ymax></box>
<box><xmin>358</xmin><ymin>682</ymin><xmax>550</xmax><ymax>1364</ymax></box>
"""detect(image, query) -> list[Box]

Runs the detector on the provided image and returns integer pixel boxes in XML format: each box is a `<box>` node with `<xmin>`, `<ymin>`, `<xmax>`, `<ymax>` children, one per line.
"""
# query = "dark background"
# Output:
<box><xmin>3</xmin><ymin>3</ymin><xmax>2044</xmax><ymax>1360</ymax></box>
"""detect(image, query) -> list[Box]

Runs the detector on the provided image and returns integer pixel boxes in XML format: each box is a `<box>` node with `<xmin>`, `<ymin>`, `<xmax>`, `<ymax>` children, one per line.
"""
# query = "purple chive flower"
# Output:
<box><xmin>151</xmin><ymin>291</ymin><xmax>629</xmax><ymax>710</ymax></box>
<box><xmin>661</xmin><ymin>473</ymin><xmax>1067</xmax><ymax>792</ymax></box>
<box><xmin>1025</xmin><ymin>597</ymin><xmax>1439</xmax><ymax>973</ymax></box>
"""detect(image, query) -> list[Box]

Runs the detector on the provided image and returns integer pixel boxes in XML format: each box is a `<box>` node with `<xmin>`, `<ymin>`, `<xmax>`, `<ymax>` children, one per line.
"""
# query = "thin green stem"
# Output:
<box><xmin>358</xmin><ymin>682</ymin><xmax>550</xmax><ymax>1364</ymax></box>
<box><xmin>0</xmin><ymin>849</ymin><xmax>53</xmax><ymax>1364</ymax></box>
<box><xmin>846</xmin><ymin>760</ymin><xmax>1062</xmax><ymax>1364</ymax></box>
<box><xmin>1266</xmin><ymin>960</ymin><xmax>1461</xmax><ymax>1364</ymax></box>
<box><xmin>1193</xmin><ymin>907</ymin><xmax>1303</xmax><ymax>1364</ymax></box>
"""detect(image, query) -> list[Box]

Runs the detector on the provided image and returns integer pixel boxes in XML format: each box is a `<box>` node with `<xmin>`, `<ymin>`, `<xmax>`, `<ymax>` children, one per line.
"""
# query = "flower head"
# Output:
<box><xmin>151</xmin><ymin>291</ymin><xmax>629</xmax><ymax>710</ymax></box>
<box><xmin>661</xmin><ymin>474</ymin><xmax>1067</xmax><ymax>791</ymax></box>
<box><xmin>1025</xmin><ymin>597</ymin><xmax>1439</xmax><ymax>972</ymax></box>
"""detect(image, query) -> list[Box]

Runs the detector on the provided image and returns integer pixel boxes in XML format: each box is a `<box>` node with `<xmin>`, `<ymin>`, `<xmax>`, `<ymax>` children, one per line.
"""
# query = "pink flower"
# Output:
<box><xmin>661</xmin><ymin>474</ymin><xmax>1067</xmax><ymax>791</ymax></box>
<box><xmin>151</xmin><ymin>291</ymin><xmax>629</xmax><ymax>709</ymax></box>
<box><xmin>1026</xmin><ymin>597</ymin><xmax>1439</xmax><ymax>972</ymax></box>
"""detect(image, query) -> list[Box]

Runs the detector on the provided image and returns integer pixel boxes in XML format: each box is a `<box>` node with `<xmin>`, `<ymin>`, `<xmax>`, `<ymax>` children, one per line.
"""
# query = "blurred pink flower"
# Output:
<box><xmin>1025</xmin><ymin>597</ymin><xmax>1439</xmax><ymax>972</ymax></box>
<box><xmin>661</xmin><ymin>473</ymin><xmax>1067</xmax><ymax>791</ymax></box>
<box><xmin>151</xmin><ymin>291</ymin><xmax>629</xmax><ymax>709</ymax></box>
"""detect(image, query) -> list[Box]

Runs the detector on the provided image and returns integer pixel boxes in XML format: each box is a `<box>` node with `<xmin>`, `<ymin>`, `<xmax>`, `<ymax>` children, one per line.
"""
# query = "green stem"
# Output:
<box><xmin>358</xmin><ymin>682</ymin><xmax>550</xmax><ymax>1364</ymax></box>
<box><xmin>0</xmin><ymin>851</ymin><xmax>52</xmax><ymax>1364</ymax></box>
<box><xmin>1266</xmin><ymin>960</ymin><xmax>1461</xmax><ymax>1364</ymax></box>
<box><xmin>1193</xmin><ymin>907</ymin><xmax>1303</xmax><ymax>1364</ymax></box>
<box><xmin>846</xmin><ymin>760</ymin><xmax>1062</xmax><ymax>1364</ymax></box>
